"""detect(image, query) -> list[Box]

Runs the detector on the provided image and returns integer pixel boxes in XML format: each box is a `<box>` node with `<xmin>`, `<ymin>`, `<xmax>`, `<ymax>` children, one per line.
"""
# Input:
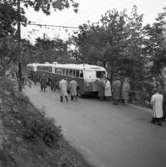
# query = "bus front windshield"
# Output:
<box><xmin>96</xmin><ymin>71</ymin><xmax>106</xmax><ymax>78</ymax></box>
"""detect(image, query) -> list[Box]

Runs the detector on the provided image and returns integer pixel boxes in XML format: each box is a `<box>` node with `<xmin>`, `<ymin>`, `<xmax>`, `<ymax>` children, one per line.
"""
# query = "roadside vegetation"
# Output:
<box><xmin>0</xmin><ymin>1</ymin><xmax>166</xmax><ymax>166</ymax></box>
<box><xmin>0</xmin><ymin>77</ymin><xmax>93</xmax><ymax>167</ymax></box>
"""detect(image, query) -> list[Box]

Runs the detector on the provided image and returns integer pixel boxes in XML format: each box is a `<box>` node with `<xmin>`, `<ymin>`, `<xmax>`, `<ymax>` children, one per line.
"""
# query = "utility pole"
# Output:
<box><xmin>17</xmin><ymin>0</ymin><xmax>22</xmax><ymax>91</ymax></box>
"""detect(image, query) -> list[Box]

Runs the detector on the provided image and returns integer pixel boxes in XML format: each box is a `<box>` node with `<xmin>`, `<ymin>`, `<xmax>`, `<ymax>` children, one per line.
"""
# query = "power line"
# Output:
<box><xmin>27</xmin><ymin>22</ymin><xmax>79</xmax><ymax>29</ymax></box>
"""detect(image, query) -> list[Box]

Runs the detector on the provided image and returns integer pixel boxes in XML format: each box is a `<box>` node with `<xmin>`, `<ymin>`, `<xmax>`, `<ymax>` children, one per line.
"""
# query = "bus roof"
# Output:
<box><xmin>27</xmin><ymin>63</ymin><xmax>106</xmax><ymax>71</ymax></box>
<box><xmin>52</xmin><ymin>63</ymin><xmax>106</xmax><ymax>71</ymax></box>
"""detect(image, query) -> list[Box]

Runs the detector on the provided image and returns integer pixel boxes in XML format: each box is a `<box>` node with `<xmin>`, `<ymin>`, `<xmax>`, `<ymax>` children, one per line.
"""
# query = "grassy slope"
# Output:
<box><xmin>0</xmin><ymin>77</ymin><xmax>94</xmax><ymax>167</ymax></box>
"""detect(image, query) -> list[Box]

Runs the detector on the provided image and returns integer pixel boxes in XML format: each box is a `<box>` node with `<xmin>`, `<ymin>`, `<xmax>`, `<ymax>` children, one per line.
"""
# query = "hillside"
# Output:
<box><xmin>0</xmin><ymin>77</ymin><xmax>94</xmax><ymax>167</ymax></box>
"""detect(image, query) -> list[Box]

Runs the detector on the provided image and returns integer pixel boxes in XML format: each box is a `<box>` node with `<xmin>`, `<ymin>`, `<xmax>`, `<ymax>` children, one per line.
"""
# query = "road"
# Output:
<box><xmin>24</xmin><ymin>84</ymin><xmax>166</xmax><ymax>167</ymax></box>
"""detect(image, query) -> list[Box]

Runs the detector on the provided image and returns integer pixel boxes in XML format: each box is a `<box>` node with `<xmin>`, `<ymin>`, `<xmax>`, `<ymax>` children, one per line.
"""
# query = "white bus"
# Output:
<box><xmin>27</xmin><ymin>62</ymin><xmax>107</xmax><ymax>95</ymax></box>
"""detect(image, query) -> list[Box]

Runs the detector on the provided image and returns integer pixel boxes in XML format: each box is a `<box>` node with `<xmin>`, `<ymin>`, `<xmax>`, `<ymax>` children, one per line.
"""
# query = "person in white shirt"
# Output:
<box><xmin>69</xmin><ymin>80</ymin><xmax>78</xmax><ymax>101</ymax></box>
<box><xmin>104</xmin><ymin>78</ymin><xmax>112</xmax><ymax>101</ymax></box>
<box><xmin>59</xmin><ymin>78</ymin><xmax>68</xmax><ymax>102</ymax></box>
<box><xmin>150</xmin><ymin>88</ymin><xmax>164</xmax><ymax>126</ymax></box>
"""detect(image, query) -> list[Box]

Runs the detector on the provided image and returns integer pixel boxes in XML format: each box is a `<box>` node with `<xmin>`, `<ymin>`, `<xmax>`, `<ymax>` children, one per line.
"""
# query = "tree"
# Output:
<box><xmin>73</xmin><ymin>6</ymin><xmax>146</xmax><ymax>88</ymax></box>
<box><xmin>0</xmin><ymin>0</ymin><xmax>79</xmax><ymax>76</ymax></box>
<box><xmin>120</xmin><ymin>5</ymin><xmax>144</xmax><ymax>89</ymax></box>
<box><xmin>143</xmin><ymin>7</ymin><xmax>166</xmax><ymax>75</ymax></box>
<box><xmin>0</xmin><ymin>36</ymin><xmax>18</xmax><ymax>75</ymax></box>
<box><xmin>32</xmin><ymin>37</ymin><xmax>71</xmax><ymax>63</ymax></box>
<box><xmin>74</xmin><ymin>9</ymin><xmax>128</xmax><ymax>67</ymax></box>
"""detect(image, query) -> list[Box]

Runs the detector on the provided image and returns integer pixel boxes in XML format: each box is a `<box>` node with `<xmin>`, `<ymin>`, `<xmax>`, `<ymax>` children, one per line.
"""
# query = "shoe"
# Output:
<box><xmin>157</xmin><ymin>122</ymin><xmax>162</xmax><ymax>126</ymax></box>
<box><xmin>150</xmin><ymin>120</ymin><xmax>155</xmax><ymax>124</ymax></box>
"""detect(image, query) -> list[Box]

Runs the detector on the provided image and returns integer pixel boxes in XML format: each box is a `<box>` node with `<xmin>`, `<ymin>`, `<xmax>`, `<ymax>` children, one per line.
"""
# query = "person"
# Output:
<box><xmin>53</xmin><ymin>77</ymin><xmax>58</xmax><ymax>92</ymax></box>
<box><xmin>162</xmin><ymin>91</ymin><xmax>166</xmax><ymax>122</ymax></box>
<box><xmin>50</xmin><ymin>77</ymin><xmax>56</xmax><ymax>91</ymax></box>
<box><xmin>150</xmin><ymin>88</ymin><xmax>164</xmax><ymax>126</ymax></box>
<box><xmin>112</xmin><ymin>77</ymin><xmax>121</xmax><ymax>104</ymax></box>
<box><xmin>69</xmin><ymin>79</ymin><xmax>78</xmax><ymax>101</ymax></box>
<box><xmin>32</xmin><ymin>72</ymin><xmax>37</xmax><ymax>85</ymax></box>
<box><xmin>59</xmin><ymin>78</ymin><xmax>68</xmax><ymax>102</ymax></box>
<box><xmin>40</xmin><ymin>74</ymin><xmax>47</xmax><ymax>92</ymax></box>
<box><xmin>121</xmin><ymin>77</ymin><xmax>130</xmax><ymax>104</ymax></box>
<box><xmin>104</xmin><ymin>78</ymin><xmax>112</xmax><ymax>100</ymax></box>
<box><xmin>97</xmin><ymin>77</ymin><xmax>105</xmax><ymax>101</ymax></box>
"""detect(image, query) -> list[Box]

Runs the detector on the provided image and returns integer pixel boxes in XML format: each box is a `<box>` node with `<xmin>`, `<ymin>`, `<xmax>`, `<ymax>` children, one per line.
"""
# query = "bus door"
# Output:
<box><xmin>83</xmin><ymin>70</ymin><xmax>97</xmax><ymax>92</ymax></box>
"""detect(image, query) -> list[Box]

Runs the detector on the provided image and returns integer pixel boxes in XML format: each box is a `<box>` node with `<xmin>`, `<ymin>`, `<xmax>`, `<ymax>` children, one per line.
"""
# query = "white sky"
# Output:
<box><xmin>22</xmin><ymin>0</ymin><xmax>166</xmax><ymax>43</ymax></box>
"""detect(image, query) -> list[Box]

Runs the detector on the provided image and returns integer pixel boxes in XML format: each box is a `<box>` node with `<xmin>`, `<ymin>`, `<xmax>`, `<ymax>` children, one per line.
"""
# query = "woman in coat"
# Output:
<box><xmin>104</xmin><ymin>78</ymin><xmax>112</xmax><ymax>100</ymax></box>
<box><xmin>40</xmin><ymin>74</ymin><xmax>47</xmax><ymax>92</ymax></box>
<box><xmin>121</xmin><ymin>78</ymin><xmax>130</xmax><ymax>104</ymax></box>
<box><xmin>150</xmin><ymin>88</ymin><xmax>163</xmax><ymax>126</ymax></box>
<box><xmin>97</xmin><ymin>78</ymin><xmax>105</xmax><ymax>101</ymax></box>
<box><xmin>112</xmin><ymin>78</ymin><xmax>121</xmax><ymax>104</ymax></box>
<box><xmin>69</xmin><ymin>80</ymin><xmax>78</xmax><ymax>101</ymax></box>
<box><xmin>59</xmin><ymin>78</ymin><xmax>68</xmax><ymax>102</ymax></box>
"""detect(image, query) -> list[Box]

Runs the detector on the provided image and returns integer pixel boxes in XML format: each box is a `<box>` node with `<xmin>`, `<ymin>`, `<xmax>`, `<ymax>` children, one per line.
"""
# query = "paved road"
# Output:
<box><xmin>24</xmin><ymin>84</ymin><xmax>166</xmax><ymax>167</ymax></box>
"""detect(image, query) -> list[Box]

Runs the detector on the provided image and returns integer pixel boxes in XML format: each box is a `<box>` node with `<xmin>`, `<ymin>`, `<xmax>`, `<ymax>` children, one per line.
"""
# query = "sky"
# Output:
<box><xmin>22</xmin><ymin>0</ymin><xmax>166</xmax><ymax>43</ymax></box>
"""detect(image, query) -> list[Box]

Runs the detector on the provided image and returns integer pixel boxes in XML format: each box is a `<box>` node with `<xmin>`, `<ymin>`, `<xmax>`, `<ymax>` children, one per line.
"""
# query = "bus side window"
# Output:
<box><xmin>57</xmin><ymin>68</ymin><xmax>62</xmax><ymax>75</ymax></box>
<box><xmin>73</xmin><ymin>70</ymin><xmax>76</xmax><ymax>78</ymax></box>
<box><xmin>54</xmin><ymin>68</ymin><xmax>57</xmax><ymax>74</ymax></box>
<box><xmin>48</xmin><ymin>67</ymin><xmax>52</xmax><ymax>72</ymax></box>
<box><xmin>64</xmin><ymin>69</ymin><xmax>67</xmax><ymax>76</ymax></box>
<box><xmin>69</xmin><ymin>69</ymin><xmax>72</xmax><ymax>77</ymax></box>
<box><xmin>66</xmin><ymin>69</ymin><xmax>68</xmax><ymax>76</ymax></box>
<box><xmin>76</xmin><ymin>70</ymin><xmax>79</xmax><ymax>78</ymax></box>
<box><xmin>62</xmin><ymin>69</ymin><xmax>65</xmax><ymax>76</ymax></box>
<box><xmin>79</xmin><ymin>70</ymin><xmax>83</xmax><ymax>78</ymax></box>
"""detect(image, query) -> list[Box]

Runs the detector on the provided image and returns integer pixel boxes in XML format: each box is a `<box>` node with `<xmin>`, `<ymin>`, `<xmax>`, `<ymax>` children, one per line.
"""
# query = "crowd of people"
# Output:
<box><xmin>39</xmin><ymin>74</ymin><xmax>78</xmax><ymax>103</ymax></box>
<box><xmin>96</xmin><ymin>76</ymin><xmax>130</xmax><ymax>105</ymax></box>
<box><xmin>35</xmin><ymin>73</ymin><xmax>131</xmax><ymax>105</ymax></box>
<box><xmin>30</xmin><ymin>72</ymin><xmax>165</xmax><ymax>126</ymax></box>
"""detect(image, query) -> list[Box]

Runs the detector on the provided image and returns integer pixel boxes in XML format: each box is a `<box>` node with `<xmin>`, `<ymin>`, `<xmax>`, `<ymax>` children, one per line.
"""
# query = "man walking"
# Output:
<box><xmin>104</xmin><ymin>78</ymin><xmax>112</xmax><ymax>101</ymax></box>
<box><xmin>97</xmin><ymin>77</ymin><xmax>105</xmax><ymax>101</ymax></box>
<box><xmin>150</xmin><ymin>88</ymin><xmax>164</xmax><ymax>126</ymax></box>
<box><xmin>40</xmin><ymin>74</ymin><xmax>47</xmax><ymax>92</ymax></box>
<box><xmin>112</xmin><ymin>77</ymin><xmax>121</xmax><ymax>104</ymax></box>
<box><xmin>121</xmin><ymin>77</ymin><xmax>130</xmax><ymax>104</ymax></box>
<box><xmin>69</xmin><ymin>79</ymin><xmax>78</xmax><ymax>101</ymax></box>
<box><xmin>59</xmin><ymin>78</ymin><xmax>68</xmax><ymax>102</ymax></box>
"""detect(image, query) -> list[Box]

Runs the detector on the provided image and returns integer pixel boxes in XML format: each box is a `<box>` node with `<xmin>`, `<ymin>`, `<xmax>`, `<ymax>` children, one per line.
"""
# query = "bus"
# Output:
<box><xmin>27</xmin><ymin>62</ymin><xmax>107</xmax><ymax>95</ymax></box>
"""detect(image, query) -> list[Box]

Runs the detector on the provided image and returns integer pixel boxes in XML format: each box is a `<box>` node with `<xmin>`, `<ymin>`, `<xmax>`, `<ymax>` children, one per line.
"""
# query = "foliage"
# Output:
<box><xmin>22</xmin><ymin>112</ymin><xmax>62</xmax><ymax>146</ymax></box>
<box><xmin>73</xmin><ymin>6</ymin><xmax>145</xmax><ymax>89</ymax></box>
<box><xmin>0</xmin><ymin>77</ymin><xmax>62</xmax><ymax>147</ymax></box>
<box><xmin>0</xmin><ymin>1</ymin><xmax>27</xmax><ymax>38</ymax></box>
<box><xmin>0</xmin><ymin>0</ymin><xmax>79</xmax><ymax>78</ymax></box>
<box><xmin>22</xmin><ymin>0</ymin><xmax>79</xmax><ymax>14</ymax></box>
<box><xmin>1</xmin><ymin>0</ymin><xmax>79</xmax><ymax>16</ymax></box>
<box><xmin>29</xmin><ymin>37</ymin><xmax>74</xmax><ymax>63</ymax></box>
<box><xmin>0</xmin><ymin>36</ymin><xmax>19</xmax><ymax>75</ymax></box>
<box><xmin>143</xmin><ymin>7</ymin><xmax>166</xmax><ymax>75</ymax></box>
<box><xmin>0</xmin><ymin>78</ymin><xmax>93</xmax><ymax>167</ymax></box>
<box><xmin>13</xmin><ymin>96</ymin><xmax>62</xmax><ymax>146</ymax></box>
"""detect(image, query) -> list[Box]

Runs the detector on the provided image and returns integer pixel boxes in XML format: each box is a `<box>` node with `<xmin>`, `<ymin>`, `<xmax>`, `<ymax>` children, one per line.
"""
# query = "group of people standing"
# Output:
<box><xmin>97</xmin><ymin>76</ymin><xmax>130</xmax><ymax>105</ymax></box>
<box><xmin>32</xmin><ymin>72</ymin><xmax>166</xmax><ymax>126</ymax></box>
<box><xmin>97</xmin><ymin>77</ymin><xmax>112</xmax><ymax>101</ymax></box>
<box><xmin>59</xmin><ymin>78</ymin><xmax>78</xmax><ymax>102</ymax></box>
<box><xmin>39</xmin><ymin>74</ymin><xmax>78</xmax><ymax>103</ymax></box>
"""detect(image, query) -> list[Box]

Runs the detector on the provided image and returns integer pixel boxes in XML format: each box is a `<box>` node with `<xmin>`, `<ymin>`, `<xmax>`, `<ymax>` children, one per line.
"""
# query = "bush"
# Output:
<box><xmin>13</xmin><ymin>100</ymin><xmax>62</xmax><ymax>146</ymax></box>
<box><xmin>23</xmin><ymin>115</ymin><xmax>62</xmax><ymax>146</ymax></box>
<box><xmin>0</xmin><ymin>77</ymin><xmax>62</xmax><ymax>147</ymax></box>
